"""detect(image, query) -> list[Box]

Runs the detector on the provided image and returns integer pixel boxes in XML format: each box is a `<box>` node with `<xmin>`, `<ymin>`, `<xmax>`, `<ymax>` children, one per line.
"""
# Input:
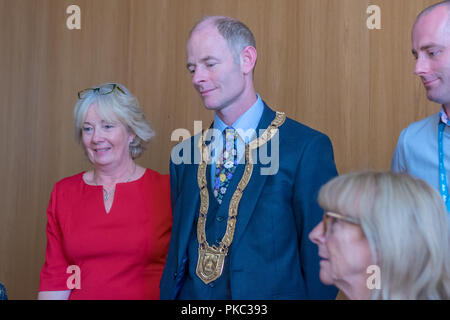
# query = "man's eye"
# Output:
<box><xmin>82</xmin><ymin>127</ymin><xmax>92</xmax><ymax>132</ymax></box>
<box><xmin>206</xmin><ymin>63</ymin><xmax>216</xmax><ymax>68</ymax></box>
<box><xmin>104</xmin><ymin>124</ymin><xmax>114</xmax><ymax>129</ymax></box>
<box><xmin>429</xmin><ymin>50</ymin><xmax>440</xmax><ymax>57</ymax></box>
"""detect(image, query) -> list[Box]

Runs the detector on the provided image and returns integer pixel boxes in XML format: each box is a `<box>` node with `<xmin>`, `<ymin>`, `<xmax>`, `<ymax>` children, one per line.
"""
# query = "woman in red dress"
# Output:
<box><xmin>38</xmin><ymin>83</ymin><xmax>172</xmax><ymax>300</ymax></box>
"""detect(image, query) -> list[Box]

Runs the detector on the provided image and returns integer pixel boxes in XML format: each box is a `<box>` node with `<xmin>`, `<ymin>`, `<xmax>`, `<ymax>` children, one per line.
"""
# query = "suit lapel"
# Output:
<box><xmin>231</xmin><ymin>104</ymin><xmax>277</xmax><ymax>247</ymax></box>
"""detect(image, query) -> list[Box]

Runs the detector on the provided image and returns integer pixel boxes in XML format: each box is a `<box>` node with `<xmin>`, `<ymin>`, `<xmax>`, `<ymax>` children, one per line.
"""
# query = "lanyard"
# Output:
<box><xmin>438</xmin><ymin>121</ymin><xmax>450</xmax><ymax>212</ymax></box>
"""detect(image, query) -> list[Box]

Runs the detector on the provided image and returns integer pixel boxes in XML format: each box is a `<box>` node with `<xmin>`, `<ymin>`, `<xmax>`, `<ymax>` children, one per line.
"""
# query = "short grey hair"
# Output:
<box><xmin>318</xmin><ymin>171</ymin><xmax>450</xmax><ymax>300</ymax></box>
<box><xmin>190</xmin><ymin>16</ymin><xmax>256</xmax><ymax>64</ymax></box>
<box><xmin>73</xmin><ymin>82</ymin><xmax>154</xmax><ymax>159</ymax></box>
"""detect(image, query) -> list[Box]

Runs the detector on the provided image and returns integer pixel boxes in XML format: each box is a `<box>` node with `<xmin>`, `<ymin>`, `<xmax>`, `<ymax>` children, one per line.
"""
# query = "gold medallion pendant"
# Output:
<box><xmin>196</xmin><ymin>245</ymin><xmax>227</xmax><ymax>284</ymax></box>
<box><xmin>195</xmin><ymin>111</ymin><xmax>286</xmax><ymax>285</ymax></box>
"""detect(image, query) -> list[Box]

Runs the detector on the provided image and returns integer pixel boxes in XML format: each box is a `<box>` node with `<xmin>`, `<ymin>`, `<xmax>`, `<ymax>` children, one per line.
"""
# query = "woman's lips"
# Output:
<box><xmin>94</xmin><ymin>147</ymin><xmax>111</xmax><ymax>153</ymax></box>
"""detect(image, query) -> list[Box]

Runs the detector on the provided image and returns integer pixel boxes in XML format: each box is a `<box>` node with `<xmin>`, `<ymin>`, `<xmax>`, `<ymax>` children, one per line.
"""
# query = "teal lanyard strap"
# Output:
<box><xmin>438</xmin><ymin>121</ymin><xmax>450</xmax><ymax>212</ymax></box>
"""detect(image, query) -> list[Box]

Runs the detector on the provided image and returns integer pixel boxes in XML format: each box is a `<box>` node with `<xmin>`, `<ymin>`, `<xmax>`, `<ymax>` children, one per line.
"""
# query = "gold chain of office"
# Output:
<box><xmin>195</xmin><ymin>111</ymin><xmax>286</xmax><ymax>284</ymax></box>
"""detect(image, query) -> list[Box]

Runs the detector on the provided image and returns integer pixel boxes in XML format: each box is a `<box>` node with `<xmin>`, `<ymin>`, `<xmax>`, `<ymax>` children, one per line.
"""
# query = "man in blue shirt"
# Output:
<box><xmin>160</xmin><ymin>15</ymin><xmax>338</xmax><ymax>299</ymax></box>
<box><xmin>392</xmin><ymin>1</ymin><xmax>450</xmax><ymax>212</ymax></box>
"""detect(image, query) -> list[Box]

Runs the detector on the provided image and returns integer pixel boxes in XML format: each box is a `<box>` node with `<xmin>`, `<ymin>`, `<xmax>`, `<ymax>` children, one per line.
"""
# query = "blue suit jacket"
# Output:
<box><xmin>0</xmin><ymin>282</ymin><xmax>7</xmax><ymax>300</ymax></box>
<box><xmin>160</xmin><ymin>104</ymin><xmax>338</xmax><ymax>299</ymax></box>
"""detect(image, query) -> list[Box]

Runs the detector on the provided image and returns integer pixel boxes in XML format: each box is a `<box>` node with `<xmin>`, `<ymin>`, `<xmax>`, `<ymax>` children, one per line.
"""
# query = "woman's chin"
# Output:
<box><xmin>319</xmin><ymin>261</ymin><xmax>334</xmax><ymax>285</ymax></box>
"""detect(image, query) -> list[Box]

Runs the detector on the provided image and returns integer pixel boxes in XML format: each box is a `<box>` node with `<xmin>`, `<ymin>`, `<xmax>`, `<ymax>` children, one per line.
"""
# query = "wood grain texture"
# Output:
<box><xmin>0</xmin><ymin>0</ymin><xmax>440</xmax><ymax>299</ymax></box>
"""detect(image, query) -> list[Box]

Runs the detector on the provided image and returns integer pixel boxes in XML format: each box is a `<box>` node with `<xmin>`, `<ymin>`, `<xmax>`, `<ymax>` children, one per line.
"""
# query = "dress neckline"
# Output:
<box><xmin>81</xmin><ymin>168</ymin><xmax>149</xmax><ymax>187</ymax></box>
<box><xmin>81</xmin><ymin>168</ymin><xmax>149</xmax><ymax>215</ymax></box>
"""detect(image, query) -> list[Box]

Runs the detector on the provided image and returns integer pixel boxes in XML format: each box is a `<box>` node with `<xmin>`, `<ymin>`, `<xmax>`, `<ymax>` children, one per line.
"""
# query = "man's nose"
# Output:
<box><xmin>192</xmin><ymin>68</ymin><xmax>206</xmax><ymax>86</ymax></box>
<box><xmin>414</xmin><ymin>55</ymin><xmax>429</xmax><ymax>76</ymax></box>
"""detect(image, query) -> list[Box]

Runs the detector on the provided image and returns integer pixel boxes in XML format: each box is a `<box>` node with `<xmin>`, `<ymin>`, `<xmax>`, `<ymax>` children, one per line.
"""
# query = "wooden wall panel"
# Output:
<box><xmin>0</xmin><ymin>0</ymin><xmax>441</xmax><ymax>299</ymax></box>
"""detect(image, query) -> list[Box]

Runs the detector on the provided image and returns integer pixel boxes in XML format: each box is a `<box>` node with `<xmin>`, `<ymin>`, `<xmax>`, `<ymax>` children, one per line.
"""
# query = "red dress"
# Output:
<box><xmin>39</xmin><ymin>169</ymin><xmax>172</xmax><ymax>300</ymax></box>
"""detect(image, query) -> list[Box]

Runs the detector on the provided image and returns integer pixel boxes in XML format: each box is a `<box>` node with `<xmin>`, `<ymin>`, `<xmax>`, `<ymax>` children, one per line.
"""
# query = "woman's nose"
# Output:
<box><xmin>309</xmin><ymin>220</ymin><xmax>326</xmax><ymax>246</ymax></box>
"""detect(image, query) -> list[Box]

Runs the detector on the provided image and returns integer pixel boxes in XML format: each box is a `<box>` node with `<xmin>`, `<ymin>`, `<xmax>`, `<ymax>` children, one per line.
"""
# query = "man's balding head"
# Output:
<box><xmin>189</xmin><ymin>16</ymin><xmax>256</xmax><ymax>64</ymax></box>
<box><xmin>414</xmin><ymin>1</ymin><xmax>450</xmax><ymax>31</ymax></box>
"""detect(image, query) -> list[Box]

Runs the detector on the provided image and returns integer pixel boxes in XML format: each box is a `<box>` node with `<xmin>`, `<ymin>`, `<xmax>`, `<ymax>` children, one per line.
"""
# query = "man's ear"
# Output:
<box><xmin>240</xmin><ymin>46</ymin><xmax>257</xmax><ymax>74</ymax></box>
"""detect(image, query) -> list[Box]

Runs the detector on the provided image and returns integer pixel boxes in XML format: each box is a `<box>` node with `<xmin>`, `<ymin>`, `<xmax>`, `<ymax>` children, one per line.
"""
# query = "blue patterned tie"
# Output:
<box><xmin>213</xmin><ymin>127</ymin><xmax>238</xmax><ymax>204</ymax></box>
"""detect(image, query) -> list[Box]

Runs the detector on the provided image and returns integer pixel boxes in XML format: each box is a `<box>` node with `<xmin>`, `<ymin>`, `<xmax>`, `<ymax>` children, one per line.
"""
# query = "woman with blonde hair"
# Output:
<box><xmin>309</xmin><ymin>171</ymin><xmax>450</xmax><ymax>299</ymax></box>
<box><xmin>38</xmin><ymin>83</ymin><xmax>172</xmax><ymax>299</ymax></box>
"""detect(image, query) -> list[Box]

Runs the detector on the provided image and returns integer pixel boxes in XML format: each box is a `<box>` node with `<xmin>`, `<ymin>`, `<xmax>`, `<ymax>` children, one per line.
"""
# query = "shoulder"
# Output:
<box><xmin>172</xmin><ymin>133</ymin><xmax>199</xmax><ymax>149</ymax></box>
<box><xmin>276</xmin><ymin>114</ymin><xmax>333</xmax><ymax>150</ymax></box>
<box><xmin>53</xmin><ymin>171</ymin><xmax>85</xmax><ymax>190</ymax></box>
<box><xmin>262</xmin><ymin>102</ymin><xmax>331</xmax><ymax>144</ymax></box>
<box><xmin>47</xmin><ymin>172</ymin><xmax>85</xmax><ymax>210</ymax></box>
<box><xmin>142</xmin><ymin>168</ymin><xmax>171</xmax><ymax>208</ymax></box>
<box><xmin>170</xmin><ymin>132</ymin><xmax>202</xmax><ymax>167</ymax></box>
<box><xmin>403</xmin><ymin>112</ymin><xmax>439</xmax><ymax>133</ymax></box>
<box><xmin>144</xmin><ymin>168</ymin><xmax>169</xmax><ymax>182</ymax></box>
<box><xmin>399</xmin><ymin>113</ymin><xmax>439</xmax><ymax>145</ymax></box>
<box><xmin>283</xmin><ymin>116</ymin><xmax>329</xmax><ymax>138</ymax></box>
<box><xmin>142</xmin><ymin>168</ymin><xmax>170</xmax><ymax>190</ymax></box>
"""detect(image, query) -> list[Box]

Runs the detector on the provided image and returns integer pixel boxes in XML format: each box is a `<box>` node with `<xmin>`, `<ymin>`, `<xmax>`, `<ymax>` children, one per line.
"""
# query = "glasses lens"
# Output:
<box><xmin>78</xmin><ymin>89</ymin><xmax>90</xmax><ymax>99</ymax></box>
<box><xmin>98</xmin><ymin>84</ymin><xmax>116</xmax><ymax>95</ymax></box>
<box><xmin>323</xmin><ymin>212</ymin><xmax>360</xmax><ymax>236</ymax></box>
<box><xmin>323</xmin><ymin>213</ymin><xmax>339</xmax><ymax>235</ymax></box>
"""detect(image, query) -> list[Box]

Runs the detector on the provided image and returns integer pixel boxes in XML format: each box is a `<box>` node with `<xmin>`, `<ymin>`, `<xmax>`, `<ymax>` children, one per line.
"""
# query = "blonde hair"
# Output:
<box><xmin>73</xmin><ymin>82</ymin><xmax>154</xmax><ymax>159</ymax></box>
<box><xmin>318</xmin><ymin>171</ymin><xmax>450</xmax><ymax>299</ymax></box>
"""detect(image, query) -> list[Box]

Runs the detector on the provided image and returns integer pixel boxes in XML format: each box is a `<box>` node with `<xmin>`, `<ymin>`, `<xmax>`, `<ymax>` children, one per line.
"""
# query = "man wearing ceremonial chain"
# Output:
<box><xmin>160</xmin><ymin>16</ymin><xmax>339</xmax><ymax>299</ymax></box>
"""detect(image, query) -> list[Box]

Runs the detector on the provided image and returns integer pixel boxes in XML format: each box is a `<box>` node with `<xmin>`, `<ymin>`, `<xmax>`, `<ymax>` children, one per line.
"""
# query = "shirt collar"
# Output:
<box><xmin>213</xmin><ymin>94</ymin><xmax>264</xmax><ymax>143</ymax></box>
<box><xmin>440</xmin><ymin>106</ymin><xmax>450</xmax><ymax>126</ymax></box>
